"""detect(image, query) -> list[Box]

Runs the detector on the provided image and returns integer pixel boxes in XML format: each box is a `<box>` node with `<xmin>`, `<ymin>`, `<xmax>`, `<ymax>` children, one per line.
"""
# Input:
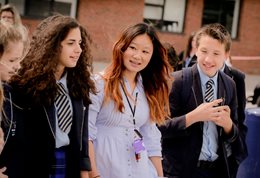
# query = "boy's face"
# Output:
<box><xmin>196</xmin><ymin>35</ymin><xmax>229</xmax><ymax>77</ymax></box>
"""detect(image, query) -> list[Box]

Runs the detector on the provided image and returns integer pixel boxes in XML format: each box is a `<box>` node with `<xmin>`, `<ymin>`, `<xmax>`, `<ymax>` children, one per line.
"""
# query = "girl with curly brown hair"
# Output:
<box><xmin>88</xmin><ymin>23</ymin><xmax>172</xmax><ymax>178</ymax></box>
<box><xmin>2</xmin><ymin>14</ymin><xmax>96</xmax><ymax>178</ymax></box>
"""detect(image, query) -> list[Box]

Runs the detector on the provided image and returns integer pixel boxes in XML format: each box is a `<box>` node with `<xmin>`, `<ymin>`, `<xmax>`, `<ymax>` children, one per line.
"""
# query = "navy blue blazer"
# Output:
<box><xmin>224</xmin><ymin>65</ymin><xmax>246</xmax><ymax>129</ymax></box>
<box><xmin>159</xmin><ymin>65</ymin><xmax>247</xmax><ymax>178</ymax></box>
<box><xmin>0</xmin><ymin>84</ymin><xmax>91</xmax><ymax>178</ymax></box>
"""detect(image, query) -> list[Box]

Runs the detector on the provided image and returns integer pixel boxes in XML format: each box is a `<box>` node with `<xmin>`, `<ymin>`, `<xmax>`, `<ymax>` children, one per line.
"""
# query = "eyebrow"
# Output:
<box><xmin>131</xmin><ymin>41</ymin><xmax>152</xmax><ymax>50</ymax></box>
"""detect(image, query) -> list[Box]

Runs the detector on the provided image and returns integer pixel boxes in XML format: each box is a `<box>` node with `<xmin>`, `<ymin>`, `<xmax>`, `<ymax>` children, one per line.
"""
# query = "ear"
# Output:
<box><xmin>195</xmin><ymin>46</ymin><xmax>199</xmax><ymax>56</ymax></box>
<box><xmin>224</xmin><ymin>51</ymin><xmax>230</xmax><ymax>60</ymax></box>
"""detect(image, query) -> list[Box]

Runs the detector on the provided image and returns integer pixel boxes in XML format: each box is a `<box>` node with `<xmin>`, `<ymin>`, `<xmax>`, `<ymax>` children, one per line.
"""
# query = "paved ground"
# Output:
<box><xmin>93</xmin><ymin>61</ymin><xmax>260</xmax><ymax>109</ymax></box>
<box><xmin>244</xmin><ymin>74</ymin><xmax>260</xmax><ymax>109</ymax></box>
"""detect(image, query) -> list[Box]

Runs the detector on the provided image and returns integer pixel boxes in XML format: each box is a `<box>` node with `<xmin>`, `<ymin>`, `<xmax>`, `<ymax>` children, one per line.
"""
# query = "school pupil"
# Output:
<box><xmin>2</xmin><ymin>14</ymin><xmax>96</xmax><ymax>178</ymax></box>
<box><xmin>0</xmin><ymin>4</ymin><xmax>22</xmax><ymax>26</ymax></box>
<box><xmin>159</xmin><ymin>23</ymin><xmax>247</xmax><ymax>178</ymax></box>
<box><xmin>0</xmin><ymin>20</ymin><xmax>27</xmax><ymax>178</ymax></box>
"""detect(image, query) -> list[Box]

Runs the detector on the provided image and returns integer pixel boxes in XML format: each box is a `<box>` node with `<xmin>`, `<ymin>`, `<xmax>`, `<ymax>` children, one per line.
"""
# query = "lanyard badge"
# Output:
<box><xmin>121</xmin><ymin>83</ymin><xmax>146</xmax><ymax>162</ymax></box>
<box><xmin>133</xmin><ymin>129</ymin><xmax>145</xmax><ymax>162</ymax></box>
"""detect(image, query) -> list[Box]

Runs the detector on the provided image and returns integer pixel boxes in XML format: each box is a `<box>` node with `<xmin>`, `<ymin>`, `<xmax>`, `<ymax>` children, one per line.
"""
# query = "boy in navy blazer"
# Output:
<box><xmin>159</xmin><ymin>23</ymin><xmax>247</xmax><ymax>178</ymax></box>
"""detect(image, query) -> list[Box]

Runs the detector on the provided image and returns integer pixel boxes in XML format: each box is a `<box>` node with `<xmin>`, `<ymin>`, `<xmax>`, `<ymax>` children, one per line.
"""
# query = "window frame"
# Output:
<box><xmin>143</xmin><ymin>0</ymin><xmax>187</xmax><ymax>33</ymax></box>
<box><xmin>2</xmin><ymin>0</ymin><xmax>78</xmax><ymax>19</ymax></box>
<box><xmin>202</xmin><ymin>0</ymin><xmax>241</xmax><ymax>39</ymax></box>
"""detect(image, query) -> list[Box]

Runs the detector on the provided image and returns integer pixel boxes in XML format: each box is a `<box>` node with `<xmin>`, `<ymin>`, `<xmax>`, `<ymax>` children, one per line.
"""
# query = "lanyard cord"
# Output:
<box><xmin>120</xmin><ymin>83</ymin><xmax>138</xmax><ymax>125</ymax></box>
<box><xmin>121</xmin><ymin>83</ymin><xmax>143</xmax><ymax>140</ymax></box>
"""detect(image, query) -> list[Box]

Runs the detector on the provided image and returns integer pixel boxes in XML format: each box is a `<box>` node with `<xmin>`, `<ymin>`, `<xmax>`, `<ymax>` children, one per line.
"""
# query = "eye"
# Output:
<box><xmin>143</xmin><ymin>50</ymin><xmax>149</xmax><ymax>54</ymax></box>
<box><xmin>129</xmin><ymin>45</ymin><xmax>136</xmax><ymax>50</ymax></box>
<box><xmin>214</xmin><ymin>53</ymin><xmax>220</xmax><ymax>56</ymax></box>
<box><xmin>9</xmin><ymin>59</ymin><xmax>16</xmax><ymax>63</ymax></box>
<box><xmin>201</xmin><ymin>50</ymin><xmax>207</xmax><ymax>53</ymax></box>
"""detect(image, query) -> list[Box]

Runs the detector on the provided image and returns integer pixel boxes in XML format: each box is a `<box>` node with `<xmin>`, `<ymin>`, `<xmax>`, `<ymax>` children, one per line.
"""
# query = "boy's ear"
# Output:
<box><xmin>224</xmin><ymin>51</ymin><xmax>230</xmax><ymax>60</ymax></box>
<box><xmin>195</xmin><ymin>47</ymin><xmax>199</xmax><ymax>56</ymax></box>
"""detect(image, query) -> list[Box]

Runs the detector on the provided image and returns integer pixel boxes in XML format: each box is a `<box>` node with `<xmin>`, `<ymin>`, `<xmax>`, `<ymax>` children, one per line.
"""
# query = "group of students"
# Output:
<box><xmin>0</xmin><ymin>5</ymin><xmax>247</xmax><ymax>178</ymax></box>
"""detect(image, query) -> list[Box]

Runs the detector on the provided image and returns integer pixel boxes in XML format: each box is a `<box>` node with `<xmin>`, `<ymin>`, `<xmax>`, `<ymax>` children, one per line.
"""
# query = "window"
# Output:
<box><xmin>2</xmin><ymin>0</ymin><xmax>77</xmax><ymax>18</ymax></box>
<box><xmin>143</xmin><ymin>0</ymin><xmax>186</xmax><ymax>33</ymax></box>
<box><xmin>202</xmin><ymin>0</ymin><xmax>240</xmax><ymax>39</ymax></box>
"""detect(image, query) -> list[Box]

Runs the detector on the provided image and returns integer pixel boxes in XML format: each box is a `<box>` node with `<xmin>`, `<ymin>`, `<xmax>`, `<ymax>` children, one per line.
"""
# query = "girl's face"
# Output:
<box><xmin>0</xmin><ymin>41</ymin><xmax>23</xmax><ymax>81</ymax></box>
<box><xmin>196</xmin><ymin>35</ymin><xmax>229</xmax><ymax>77</ymax></box>
<box><xmin>122</xmin><ymin>34</ymin><xmax>153</xmax><ymax>77</ymax></box>
<box><xmin>57</xmin><ymin>27</ymin><xmax>82</xmax><ymax>75</ymax></box>
<box><xmin>0</xmin><ymin>11</ymin><xmax>14</xmax><ymax>25</ymax></box>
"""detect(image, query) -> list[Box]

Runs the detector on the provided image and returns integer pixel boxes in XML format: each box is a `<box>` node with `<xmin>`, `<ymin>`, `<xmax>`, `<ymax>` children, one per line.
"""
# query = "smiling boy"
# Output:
<box><xmin>159</xmin><ymin>23</ymin><xmax>247</xmax><ymax>178</ymax></box>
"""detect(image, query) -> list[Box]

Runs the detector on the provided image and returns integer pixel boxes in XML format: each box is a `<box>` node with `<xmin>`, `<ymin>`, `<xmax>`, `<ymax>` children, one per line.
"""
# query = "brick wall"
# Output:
<box><xmin>77</xmin><ymin>0</ymin><xmax>145</xmax><ymax>62</ymax></box>
<box><xmin>20</xmin><ymin>0</ymin><xmax>260</xmax><ymax>74</ymax></box>
<box><xmin>232</xmin><ymin>57</ymin><xmax>260</xmax><ymax>74</ymax></box>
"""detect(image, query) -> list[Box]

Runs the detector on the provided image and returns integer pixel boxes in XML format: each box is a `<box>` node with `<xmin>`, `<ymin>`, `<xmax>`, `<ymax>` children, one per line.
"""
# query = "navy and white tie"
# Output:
<box><xmin>205</xmin><ymin>79</ymin><xmax>214</xmax><ymax>102</ymax></box>
<box><xmin>55</xmin><ymin>83</ymin><xmax>72</xmax><ymax>133</ymax></box>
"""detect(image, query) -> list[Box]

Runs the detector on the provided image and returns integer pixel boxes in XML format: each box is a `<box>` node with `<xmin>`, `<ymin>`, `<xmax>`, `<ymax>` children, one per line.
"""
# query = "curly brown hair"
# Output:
<box><xmin>10</xmin><ymin>14</ymin><xmax>96</xmax><ymax>106</ymax></box>
<box><xmin>103</xmin><ymin>23</ymin><xmax>172</xmax><ymax>125</ymax></box>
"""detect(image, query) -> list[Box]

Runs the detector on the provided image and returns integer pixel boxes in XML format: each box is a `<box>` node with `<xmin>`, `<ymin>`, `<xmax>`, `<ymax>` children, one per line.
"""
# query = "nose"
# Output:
<box><xmin>204</xmin><ymin>55</ymin><xmax>212</xmax><ymax>63</ymax></box>
<box><xmin>75</xmin><ymin>44</ymin><xmax>82</xmax><ymax>54</ymax></box>
<box><xmin>133</xmin><ymin>50</ymin><xmax>142</xmax><ymax>60</ymax></box>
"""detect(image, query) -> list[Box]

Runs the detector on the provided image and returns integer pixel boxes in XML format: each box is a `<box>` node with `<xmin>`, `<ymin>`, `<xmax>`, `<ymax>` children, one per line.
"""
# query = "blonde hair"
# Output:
<box><xmin>0</xmin><ymin>21</ymin><xmax>28</xmax><ymax>59</ymax></box>
<box><xmin>0</xmin><ymin>4</ymin><xmax>22</xmax><ymax>27</ymax></box>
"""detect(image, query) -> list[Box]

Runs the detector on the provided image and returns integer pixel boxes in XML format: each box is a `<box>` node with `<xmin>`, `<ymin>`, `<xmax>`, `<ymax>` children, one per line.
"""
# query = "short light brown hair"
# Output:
<box><xmin>195</xmin><ymin>23</ymin><xmax>232</xmax><ymax>52</ymax></box>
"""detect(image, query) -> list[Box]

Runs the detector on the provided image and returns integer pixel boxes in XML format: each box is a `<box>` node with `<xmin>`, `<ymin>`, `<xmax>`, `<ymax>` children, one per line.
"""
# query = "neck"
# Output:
<box><xmin>123</xmin><ymin>71</ymin><xmax>137</xmax><ymax>93</ymax></box>
<box><xmin>55</xmin><ymin>66</ymin><xmax>65</xmax><ymax>81</ymax></box>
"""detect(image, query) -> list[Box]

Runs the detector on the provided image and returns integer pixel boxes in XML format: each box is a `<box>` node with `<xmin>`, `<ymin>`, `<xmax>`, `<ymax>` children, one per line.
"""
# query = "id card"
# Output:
<box><xmin>133</xmin><ymin>138</ymin><xmax>145</xmax><ymax>154</ymax></box>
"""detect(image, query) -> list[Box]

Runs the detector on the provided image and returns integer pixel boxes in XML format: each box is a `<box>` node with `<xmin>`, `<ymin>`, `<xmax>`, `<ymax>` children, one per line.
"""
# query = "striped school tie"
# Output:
<box><xmin>205</xmin><ymin>79</ymin><xmax>214</xmax><ymax>102</ymax></box>
<box><xmin>55</xmin><ymin>83</ymin><xmax>72</xmax><ymax>133</ymax></box>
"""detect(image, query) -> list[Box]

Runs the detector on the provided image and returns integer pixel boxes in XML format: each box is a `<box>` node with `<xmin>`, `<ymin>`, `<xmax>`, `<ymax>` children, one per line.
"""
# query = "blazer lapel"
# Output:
<box><xmin>217</xmin><ymin>72</ymin><xmax>226</xmax><ymax>104</ymax></box>
<box><xmin>192</xmin><ymin>65</ymin><xmax>204</xmax><ymax>105</ymax></box>
<box><xmin>43</xmin><ymin>104</ymin><xmax>56</xmax><ymax>138</ymax></box>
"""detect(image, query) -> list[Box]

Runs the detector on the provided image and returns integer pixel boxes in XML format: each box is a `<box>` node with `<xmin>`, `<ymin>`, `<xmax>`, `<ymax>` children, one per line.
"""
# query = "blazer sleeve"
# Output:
<box><xmin>81</xmin><ymin>105</ymin><xmax>92</xmax><ymax>171</ymax></box>
<box><xmin>158</xmin><ymin>71</ymin><xmax>188</xmax><ymax>139</ymax></box>
<box><xmin>226</xmin><ymin>77</ymin><xmax>248</xmax><ymax>163</ymax></box>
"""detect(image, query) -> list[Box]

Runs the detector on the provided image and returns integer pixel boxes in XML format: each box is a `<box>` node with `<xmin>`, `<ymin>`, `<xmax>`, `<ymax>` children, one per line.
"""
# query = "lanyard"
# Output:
<box><xmin>121</xmin><ymin>83</ymin><xmax>138</xmax><ymax>120</ymax></box>
<box><xmin>121</xmin><ymin>83</ymin><xmax>143</xmax><ymax>139</ymax></box>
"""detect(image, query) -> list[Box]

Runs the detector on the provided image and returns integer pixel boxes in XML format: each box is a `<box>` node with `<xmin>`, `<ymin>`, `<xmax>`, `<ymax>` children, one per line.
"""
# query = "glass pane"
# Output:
<box><xmin>25</xmin><ymin>0</ymin><xmax>71</xmax><ymax>18</ymax></box>
<box><xmin>0</xmin><ymin>0</ymin><xmax>5</xmax><ymax>6</ymax></box>
<box><xmin>143</xmin><ymin>6</ymin><xmax>163</xmax><ymax>20</ymax></box>
<box><xmin>8</xmin><ymin>0</ymin><xmax>26</xmax><ymax>15</ymax></box>
<box><xmin>145</xmin><ymin>0</ymin><xmax>164</xmax><ymax>5</ymax></box>
<box><xmin>202</xmin><ymin>0</ymin><xmax>239</xmax><ymax>38</ymax></box>
<box><xmin>164</xmin><ymin>0</ymin><xmax>185</xmax><ymax>32</ymax></box>
<box><xmin>53</xmin><ymin>2</ymin><xmax>71</xmax><ymax>16</ymax></box>
<box><xmin>143</xmin><ymin>0</ymin><xmax>186</xmax><ymax>33</ymax></box>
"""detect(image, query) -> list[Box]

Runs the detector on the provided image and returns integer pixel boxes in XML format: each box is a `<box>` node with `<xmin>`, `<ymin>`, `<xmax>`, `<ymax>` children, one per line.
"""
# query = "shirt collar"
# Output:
<box><xmin>197</xmin><ymin>64</ymin><xmax>218</xmax><ymax>87</ymax></box>
<box><xmin>57</xmin><ymin>72</ymin><xmax>68</xmax><ymax>92</ymax></box>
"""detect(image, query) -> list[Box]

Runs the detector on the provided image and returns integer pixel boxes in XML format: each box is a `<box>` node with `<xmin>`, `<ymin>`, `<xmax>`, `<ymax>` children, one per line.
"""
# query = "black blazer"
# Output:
<box><xmin>0</xmin><ymin>84</ymin><xmax>91</xmax><ymax>178</ymax></box>
<box><xmin>159</xmin><ymin>65</ymin><xmax>247</xmax><ymax>178</ymax></box>
<box><xmin>223</xmin><ymin>65</ymin><xmax>246</xmax><ymax>129</ymax></box>
<box><xmin>176</xmin><ymin>53</ymin><xmax>197</xmax><ymax>71</ymax></box>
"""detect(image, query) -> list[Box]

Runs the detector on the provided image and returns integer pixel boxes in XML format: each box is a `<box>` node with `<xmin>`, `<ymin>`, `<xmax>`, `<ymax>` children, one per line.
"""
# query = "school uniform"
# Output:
<box><xmin>159</xmin><ymin>64</ymin><xmax>247</xmax><ymax>178</ymax></box>
<box><xmin>0</xmin><ymin>80</ymin><xmax>91</xmax><ymax>178</ymax></box>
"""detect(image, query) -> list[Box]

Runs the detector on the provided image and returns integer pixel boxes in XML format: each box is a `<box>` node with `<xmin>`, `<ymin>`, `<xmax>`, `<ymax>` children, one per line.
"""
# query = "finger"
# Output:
<box><xmin>210</xmin><ymin>98</ymin><xmax>223</xmax><ymax>107</ymax></box>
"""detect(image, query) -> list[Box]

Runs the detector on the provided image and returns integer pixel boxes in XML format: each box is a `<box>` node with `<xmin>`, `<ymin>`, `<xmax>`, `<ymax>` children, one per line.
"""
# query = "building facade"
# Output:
<box><xmin>2</xmin><ymin>0</ymin><xmax>260</xmax><ymax>74</ymax></box>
